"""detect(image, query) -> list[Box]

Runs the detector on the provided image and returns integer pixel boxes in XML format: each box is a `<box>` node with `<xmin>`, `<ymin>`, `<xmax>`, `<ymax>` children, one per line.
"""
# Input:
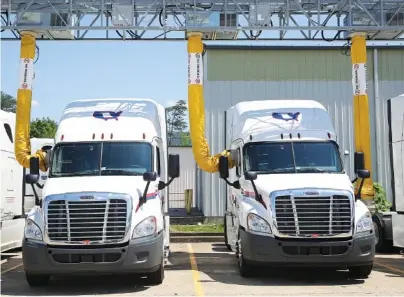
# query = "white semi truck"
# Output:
<box><xmin>372</xmin><ymin>93</ymin><xmax>404</xmax><ymax>251</ymax></box>
<box><xmin>22</xmin><ymin>98</ymin><xmax>180</xmax><ymax>286</ymax></box>
<box><xmin>0</xmin><ymin>110</ymin><xmax>53</xmax><ymax>252</ymax></box>
<box><xmin>219</xmin><ymin>100</ymin><xmax>376</xmax><ymax>278</ymax></box>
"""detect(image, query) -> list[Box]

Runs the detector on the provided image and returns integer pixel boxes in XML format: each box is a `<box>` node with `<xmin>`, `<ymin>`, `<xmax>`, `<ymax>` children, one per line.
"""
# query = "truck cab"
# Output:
<box><xmin>22</xmin><ymin>98</ymin><xmax>180</xmax><ymax>286</ymax></box>
<box><xmin>219</xmin><ymin>100</ymin><xmax>375</xmax><ymax>278</ymax></box>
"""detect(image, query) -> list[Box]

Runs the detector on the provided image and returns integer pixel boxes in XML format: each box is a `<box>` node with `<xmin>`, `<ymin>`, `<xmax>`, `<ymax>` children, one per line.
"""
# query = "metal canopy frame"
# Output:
<box><xmin>1</xmin><ymin>0</ymin><xmax>404</xmax><ymax>41</ymax></box>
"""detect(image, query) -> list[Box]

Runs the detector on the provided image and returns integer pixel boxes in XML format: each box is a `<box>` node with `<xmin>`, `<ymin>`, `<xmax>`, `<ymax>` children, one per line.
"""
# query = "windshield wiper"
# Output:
<box><xmin>297</xmin><ymin>167</ymin><xmax>333</xmax><ymax>173</ymax></box>
<box><xmin>51</xmin><ymin>170</ymin><xmax>99</xmax><ymax>177</ymax></box>
<box><xmin>101</xmin><ymin>169</ymin><xmax>142</xmax><ymax>176</ymax></box>
<box><xmin>268</xmin><ymin>167</ymin><xmax>296</xmax><ymax>173</ymax></box>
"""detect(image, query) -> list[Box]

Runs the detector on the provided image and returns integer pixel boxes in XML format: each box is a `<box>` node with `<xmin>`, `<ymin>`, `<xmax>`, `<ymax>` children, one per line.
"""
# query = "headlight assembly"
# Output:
<box><xmin>247</xmin><ymin>213</ymin><xmax>272</xmax><ymax>234</ymax></box>
<box><xmin>132</xmin><ymin>216</ymin><xmax>157</xmax><ymax>239</ymax></box>
<box><xmin>356</xmin><ymin>212</ymin><xmax>373</xmax><ymax>233</ymax></box>
<box><xmin>25</xmin><ymin>219</ymin><xmax>43</xmax><ymax>241</ymax></box>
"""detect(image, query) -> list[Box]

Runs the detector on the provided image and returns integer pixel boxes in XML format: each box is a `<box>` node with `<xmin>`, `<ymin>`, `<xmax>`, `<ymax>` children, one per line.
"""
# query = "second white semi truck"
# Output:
<box><xmin>372</xmin><ymin>93</ymin><xmax>404</xmax><ymax>252</ymax></box>
<box><xmin>21</xmin><ymin>98</ymin><xmax>180</xmax><ymax>286</ymax></box>
<box><xmin>1</xmin><ymin>109</ymin><xmax>53</xmax><ymax>252</ymax></box>
<box><xmin>219</xmin><ymin>100</ymin><xmax>375</xmax><ymax>279</ymax></box>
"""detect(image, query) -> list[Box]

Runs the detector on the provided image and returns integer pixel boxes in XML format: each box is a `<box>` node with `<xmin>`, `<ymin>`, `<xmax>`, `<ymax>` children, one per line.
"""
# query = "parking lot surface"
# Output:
<box><xmin>1</xmin><ymin>242</ymin><xmax>404</xmax><ymax>296</ymax></box>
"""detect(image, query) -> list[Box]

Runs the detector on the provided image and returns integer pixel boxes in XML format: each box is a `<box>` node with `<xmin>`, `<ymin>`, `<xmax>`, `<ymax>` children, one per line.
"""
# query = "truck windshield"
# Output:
<box><xmin>50</xmin><ymin>142</ymin><xmax>153</xmax><ymax>177</ymax></box>
<box><xmin>243</xmin><ymin>141</ymin><xmax>343</xmax><ymax>174</ymax></box>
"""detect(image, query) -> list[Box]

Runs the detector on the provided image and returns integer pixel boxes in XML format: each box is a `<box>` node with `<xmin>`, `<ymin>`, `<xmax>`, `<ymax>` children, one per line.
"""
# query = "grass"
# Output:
<box><xmin>170</xmin><ymin>223</ymin><xmax>224</xmax><ymax>233</ymax></box>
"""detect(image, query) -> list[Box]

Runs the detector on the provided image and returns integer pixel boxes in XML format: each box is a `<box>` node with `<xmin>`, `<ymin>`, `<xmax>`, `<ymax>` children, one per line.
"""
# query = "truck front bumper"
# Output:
<box><xmin>22</xmin><ymin>231</ymin><xmax>164</xmax><ymax>276</ymax></box>
<box><xmin>240</xmin><ymin>229</ymin><xmax>375</xmax><ymax>268</ymax></box>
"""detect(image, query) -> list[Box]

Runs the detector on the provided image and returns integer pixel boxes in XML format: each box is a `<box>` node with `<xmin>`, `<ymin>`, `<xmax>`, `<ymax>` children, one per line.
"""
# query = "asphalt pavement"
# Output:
<box><xmin>1</xmin><ymin>242</ymin><xmax>404</xmax><ymax>296</ymax></box>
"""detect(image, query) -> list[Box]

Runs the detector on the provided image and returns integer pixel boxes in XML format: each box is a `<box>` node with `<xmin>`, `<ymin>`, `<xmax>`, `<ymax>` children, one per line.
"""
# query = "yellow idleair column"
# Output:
<box><xmin>187</xmin><ymin>32</ymin><xmax>233</xmax><ymax>173</ymax></box>
<box><xmin>350</xmin><ymin>32</ymin><xmax>374</xmax><ymax>200</ymax></box>
<box><xmin>15</xmin><ymin>31</ymin><xmax>47</xmax><ymax>172</ymax></box>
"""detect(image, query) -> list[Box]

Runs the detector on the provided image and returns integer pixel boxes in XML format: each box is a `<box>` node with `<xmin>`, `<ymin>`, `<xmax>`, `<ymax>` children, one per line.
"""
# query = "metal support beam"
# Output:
<box><xmin>1</xmin><ymin>0</ymin><xmax>403</xmax><ymax>41</ymax></box>
<box><xmin>351</xmin><ymin>32</ymin><xmax>375</xmax><ymax>200</ymax></box>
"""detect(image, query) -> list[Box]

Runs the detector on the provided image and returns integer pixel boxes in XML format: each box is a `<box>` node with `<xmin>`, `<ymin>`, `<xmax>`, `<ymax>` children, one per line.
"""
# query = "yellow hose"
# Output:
<box><xmin>187</xmin><ymin>32</ymin><xmax>233</xmax><ymax>173</ymax></box>
<box><xmin>351</xmin><ymin>32</ymin><xmax>374</xmax><ymax>199</ymax></box>
<box><xmin>15</xmin><ymin>32</ymin><xmax>47</xmax><ymax>172</ymax></box>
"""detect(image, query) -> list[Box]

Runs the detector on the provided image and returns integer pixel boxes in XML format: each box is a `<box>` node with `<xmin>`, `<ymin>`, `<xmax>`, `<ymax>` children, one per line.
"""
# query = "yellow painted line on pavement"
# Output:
<box><xmin>374</xmin><ymin>260</ymin><xmax>404</xmax><ymax>275</ymax></box>
<box><xmin>2</xmin><ymin>263</ymin><xmax>23</xmax><ymax>274</ymax></box>
<box><xmin>187</xmin><ymin>243</ymin><xmax>205</xmax><ymax>296</ymax></box>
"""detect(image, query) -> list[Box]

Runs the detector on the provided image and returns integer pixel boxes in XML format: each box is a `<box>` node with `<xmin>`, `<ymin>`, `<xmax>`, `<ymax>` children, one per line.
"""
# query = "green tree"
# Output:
<box><xmin>1</xmin><ymin>91</ymin><xmax>16</xmax><ymax>113</ymax></box>
<box><xmin>30</xmin><ymin>117</ymin><xmax>58</xmax><ymax>138</ymax></box>
<box><xmin>180</xmin><ymin>131</ymin><xmax>191</xmax><ymax>146</ymax></box>
<box><xmin>166</xmin><ymin>100</ymin><xmax>188</xmax><ymax>145</ymax></box>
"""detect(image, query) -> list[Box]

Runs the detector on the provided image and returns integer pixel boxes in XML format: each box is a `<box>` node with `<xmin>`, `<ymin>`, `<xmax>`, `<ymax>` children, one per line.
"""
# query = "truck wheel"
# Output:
<box><xmin>237</xmin><ymin>236</ymin><xmax>254</xmax><ymax>278</ymax></box>
<box><xmin>147</xmin><ymin>258</ymin><xmax>165</xmax><ymax>285</ymax></box>
<box><xmin>372</xmin><ymin>215</ymin><xmax>385</xmax><ymax>253</ymax></box>
<box><xmin>25</xmin><ymin>273</ymin><xmax>50</xmax><ymax>287</ymax></box>
<box><xmin>224</xmin><ymin>215</ymin><xmax>231</xmax><ymax>251</ymax></box>
<box><xmin>348</xmin><ymin>264</ymin><xmax>373</xmax><ymax>279</ymax></box>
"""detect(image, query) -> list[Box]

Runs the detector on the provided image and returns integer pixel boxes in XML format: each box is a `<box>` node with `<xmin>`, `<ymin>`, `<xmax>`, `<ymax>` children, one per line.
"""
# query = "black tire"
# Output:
<box><xmin>147</xmin><ymin>259</ymin><xmax>165</xmax><ymax>285</ymax></box>
<box><xmin>25</xmin><ymin>273</ymin><xmax>50</xmax><ymax>287</ymax></box>
<box><xmin>237</xmin><ymin>234</ymin><xmax>254</xmax><ymax>278</ymax></box>
<box><xmin>348</xmin><ymin>264</ymin><xmax>373</xmax><ymax>279</ymax></box>
<box><xmin>224</xmin><ymin>215</ymin><xmax>231</xmax><ymax>251</ymax></box>
<box><xmin>372</xmin><ymin>215</ymin><xmax>385</xmax><ymax>253</ymax></box>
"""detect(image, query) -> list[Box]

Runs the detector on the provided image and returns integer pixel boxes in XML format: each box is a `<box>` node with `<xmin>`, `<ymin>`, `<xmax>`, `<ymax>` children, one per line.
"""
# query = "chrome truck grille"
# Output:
<box><xmin>274</xmin><ymin>194</ymin><xmax>352</xmax><ymax>237</ymax></box>
<box><xmin>46</xmin><ymin>199</ymin><xmax>128</xmax><ymax>243</ymax></box>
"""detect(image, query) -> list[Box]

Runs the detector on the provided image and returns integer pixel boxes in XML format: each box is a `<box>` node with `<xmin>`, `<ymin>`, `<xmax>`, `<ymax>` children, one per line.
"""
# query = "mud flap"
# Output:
<box><xmin>164</xmin><ymin>215</ymin><xmax>170</xmax><ymax>259</ymax></box>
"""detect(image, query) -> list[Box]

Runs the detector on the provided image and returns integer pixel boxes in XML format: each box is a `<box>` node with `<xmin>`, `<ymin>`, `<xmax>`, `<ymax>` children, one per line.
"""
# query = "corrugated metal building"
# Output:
<box><xmin>167</xmin><ymin>146</ymin><xmax>196</xmax><ymax>209</ymax></box>
<box><xmin>197</xmin><ymin>44</ymin><xmax>404</xmax><ymax>218</ymax></box>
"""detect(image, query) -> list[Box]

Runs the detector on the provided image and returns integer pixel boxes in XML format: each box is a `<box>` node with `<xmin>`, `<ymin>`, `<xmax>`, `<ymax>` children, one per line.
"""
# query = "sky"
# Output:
<box><xmin>1</xmin><ymin>40</ymin><xmax>188</xmax><ymax>122</ymax></box>
<box><xmin>1</xmin><ymin>11</ymin><xmax>403</xmax><ymax>125</ymax></box>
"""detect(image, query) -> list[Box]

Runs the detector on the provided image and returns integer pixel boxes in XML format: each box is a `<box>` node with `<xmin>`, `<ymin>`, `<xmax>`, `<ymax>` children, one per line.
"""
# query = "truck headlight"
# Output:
<box><xmin>25</xmin><ymin>219</ymin><xmax>42</xmax><ymax>241</ymax></box>
<box><xmin>132</xmin><ymin>216</ymin><xmax>156</xmax><ymax>239</ymax></box>
<box><xmin>356</xmin><ymin>212</ymin><xmax>373</xmax><ymax>233</ymax></box>
<box><xmin>247</xmin><ymin>213</ymin><xmax>272</xmax><ymax>234</ymax></box>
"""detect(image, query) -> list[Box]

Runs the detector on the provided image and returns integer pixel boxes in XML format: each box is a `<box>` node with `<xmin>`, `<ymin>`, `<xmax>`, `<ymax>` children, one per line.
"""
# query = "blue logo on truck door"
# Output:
<box><xmin>93</xmin><ymin>111</ymin><xmax>123</xmax><ymax>121</ymax></box>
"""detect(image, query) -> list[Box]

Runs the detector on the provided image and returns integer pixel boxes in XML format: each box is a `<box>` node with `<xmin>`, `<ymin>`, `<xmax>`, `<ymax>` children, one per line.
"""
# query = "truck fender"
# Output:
<box><xmin>372</xmin><ymin>212</ymin><xmax>385</xmax><ymax>229</ymax></box>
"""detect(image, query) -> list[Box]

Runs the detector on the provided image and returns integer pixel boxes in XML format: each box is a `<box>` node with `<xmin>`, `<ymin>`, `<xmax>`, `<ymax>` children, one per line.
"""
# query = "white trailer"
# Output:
<box><xmin>219</xmin><ymin>99</ymin><xmax>376</xmax><ymax>278</ymax></box>
<box><xmin>372</xmin><ymin>94</ymin><xmax>404</xmax><ymax>251</ymax></box>
<box><xmin>1</xmin><ymin>110</ymin><xmax>52</xmax><ymax>252</ymax></box>
<box><xmin>22</xmin><ymin>98</ymin><xmax>180</xmax><ymax>287</ymax></box>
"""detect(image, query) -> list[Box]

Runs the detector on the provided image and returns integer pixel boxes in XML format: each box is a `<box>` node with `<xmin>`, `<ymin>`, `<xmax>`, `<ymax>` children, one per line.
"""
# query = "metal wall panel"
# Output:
<box><xmin>167</xmin><ymin>147</ymin><xmax>196</xmax><ymax>209</ymax></box>
<box><xmin>199</xmin><ymin>47</ymin><xmax>404</xmax><ymax>217</ymax></box>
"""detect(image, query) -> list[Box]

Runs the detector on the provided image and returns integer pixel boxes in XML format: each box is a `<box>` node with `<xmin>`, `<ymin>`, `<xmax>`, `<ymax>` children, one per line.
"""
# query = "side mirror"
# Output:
<box><xmin>25</xmin><ymin>173</ymin><xmax>41</xmax><ymax>207</ymax></box>
<box><xmin>218</xmin><ymin>156</ymin><xmax>229</xmax><ymax>179</ymax></box>
<box><xmin>357</xmin><ymin>169</ymin><xmax>370</xmax><ymax>179</ymax></box>
<box><xmin>158</xmin><ymin>154</ymin><xmax>180</xmax><ymax>191</ymax></box>
<box><xmin>168</xmin><ymin>154</ymin><xmax>180</xmax><ymax>178</ymax></box>
<box><xmin>30</xmin><ymin>156</ymin><xmax>40</xmax><ymax>175</ymax></box>
<box><xmin>25</xmin><ymin>173</ymin><xmax>39</xmax><ymax>184</ymax></box>
<box><xmin>354</xmin><ymin>152</ymin><xmax>365</xmax><ymax>172</ymax></box>
<box><xmin>244</xmin><ymin>171</ymin><xmax>257</xmax><ymax>181</ymax></box>
<box><xmin>140</xmin><ymin>171</ymin><xmax>157</xmax><ymax>208</ymax></box>
<box><xmin>143</xmin><ymin>171</ymin><xmax>157</xmax><ymax>182</ymax></box>
<box><xmin>218</xmin><ymin>155</ymin><xmax>240</xmax><ymax>190</ymax></box>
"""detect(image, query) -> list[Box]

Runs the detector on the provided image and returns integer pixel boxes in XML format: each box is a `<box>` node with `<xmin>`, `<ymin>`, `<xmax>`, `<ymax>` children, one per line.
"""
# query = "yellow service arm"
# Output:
<box><xmin>15</xmin><ymin>32</ymin><xmax>47</xmax><ymax>172</ymax></box>
<box><xmin>187</xmin><ymin>32</ymin><xmax>234</xmax><ymax>173</ymax></box>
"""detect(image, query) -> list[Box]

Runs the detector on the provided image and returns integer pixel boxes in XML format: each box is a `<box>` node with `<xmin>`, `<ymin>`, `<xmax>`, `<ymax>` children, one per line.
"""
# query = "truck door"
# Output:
<box><xmin>227</xmin><ymin>140</ymin><xmax>243</xmax><ymax>247</ymax></box>
<box><xmin>24</xmin><ymin>140</ymin><xmax>54</xmax><ymax>213</ymax></box>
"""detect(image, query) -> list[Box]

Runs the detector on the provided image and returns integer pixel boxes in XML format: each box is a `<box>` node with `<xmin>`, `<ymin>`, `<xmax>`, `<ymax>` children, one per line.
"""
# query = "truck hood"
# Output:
<box><xmin>253</xmin><ymin>173</ymin><xmax>354</xmax><ymax>196</ymax></box>
<box><xmin>42</xmin><ymin>176</ymin><xmax>155</xmax><ymax>201</ymax></box>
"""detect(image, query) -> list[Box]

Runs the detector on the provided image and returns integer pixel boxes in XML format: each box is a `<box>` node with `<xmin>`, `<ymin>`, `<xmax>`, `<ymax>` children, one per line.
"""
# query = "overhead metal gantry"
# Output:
<box><xmin>1</xmin><ymin>0</ymin><xmax>404</xmax><ymax>41</ymax></box>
